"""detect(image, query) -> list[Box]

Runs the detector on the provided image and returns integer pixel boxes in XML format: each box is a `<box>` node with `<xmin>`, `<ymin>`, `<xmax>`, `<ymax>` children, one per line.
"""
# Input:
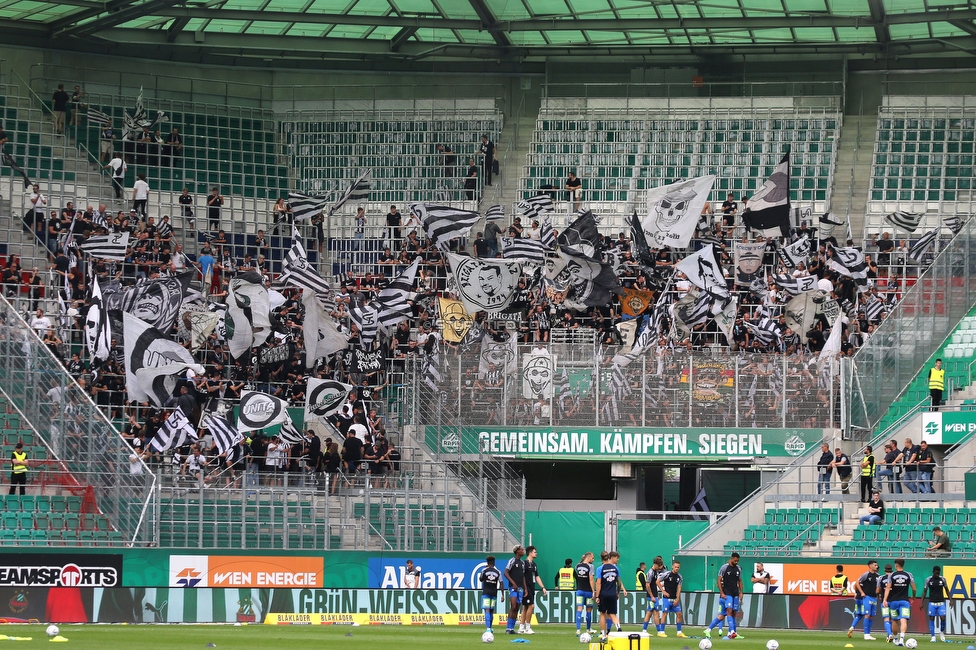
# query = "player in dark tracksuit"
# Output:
<box><xmin>480</xmin><ymin>556</ymin><xmax>502</xmax><ymax>633</ymax></box>
<box><xmin>504</xmin><ymin>545</ymin><xmax>527</xmax><ymax>635</ymax></box>
<box><xmin>922</xmin><ymin>566</ymin><xmax>949</xmax><ymax>642</ymax></box>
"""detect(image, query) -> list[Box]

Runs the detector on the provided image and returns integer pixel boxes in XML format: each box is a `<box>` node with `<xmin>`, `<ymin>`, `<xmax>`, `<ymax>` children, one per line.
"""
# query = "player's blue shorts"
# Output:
<box><xmin>853</xmin><ymin>598</ymin><xmax>865</xmax><ymax>616</ymax></box>
<box><xmin>862</xmin><ymin>596</ymin><xmax>878</xmax><ymax>617</ymax></box>
<box><xmin>719</xmin><ymin>596</ymin><xmax>740</xmax><ymax>613</ymax></box>
<box><xmin>481</xmin><ymin>596</ymin><xmax>497</xmax><ymax>611</ymax></box>
<box><xmin>888</xmin><ymin>600</ymin><xmax>911</xmax><ymax>620</ymax></box>
<box><xmin>656</xmin><ymin>598</ymin><xmax>681</xmax><ymax>614</ymax></box>
<box><xmin>645</xmin><ymin>596</ymin><xmax>656</xmax><ymax>612</ymax></box>
<box><xmin>881</xmin><ymin>604</ymin><xmax>891</xmax><ymax>618</ymax></box>
<box><xmin>575</xmin><ymin>590</ymin><xmax>593</xmax><ymax>608</ymax></box>
<box><xmin>509</xmin><ymin>588</ymin><xmax>523</xmax><ymax>604</ymax></box>
<box><xmin>928</xmin><ymin>602</ymin><xmax>946</xmax><ymax>617</ymax></box>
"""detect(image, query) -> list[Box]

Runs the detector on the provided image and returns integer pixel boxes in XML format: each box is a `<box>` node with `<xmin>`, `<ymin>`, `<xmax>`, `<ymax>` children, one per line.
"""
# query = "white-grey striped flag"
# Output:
<box><xmin>516</xmin><ymin>194</ymin><xmax>554</xmax><ymax>219</ymax></box>
<box><xmin>865</xmin><ymin>296</ymin><xmax>885</xmax><ymax>323</ymax></box>
<box><xmin>944</xmin><ymin>214</ymin><xmax>964</xmax><ymax>235</ymax></box>
<box><xmin>413</xmin><ymin>203</ymin><xmax>481</xmax><ymax>250</ymax></box>
<box><xmin>484</xmin><ymin>205</ymin><xmax>505</xmax><ymax>222</ymax></box>
<box><xmin>80</xmin><ymin>231</ymin><xmax>130</xmax><ymax>261</ymax></box>
<box><xmin>275</xmin><ymin>236</ymin><xmax>334</xmax><ymax>309</ymax></box>
<box><xmin>540</xmin><ymin>216</ymin><xmax>556</xmax><ymax>249</ymax></box>
<box><xmin>350</xmin><ymin>303</ymin><xmax>379</xmax><ymax>347</ymax></box>
<box><xmin>501</xmin><ymin>236</ymin><xmax>547</xmax><ymax>264</ymax></box>
<box><xmin>422</xmin><ymin>337</ymin><xmax>442</xmax><ymax>390</ymax></box>
<box><xmin>908</xmin><ymin>229</ymin><xmax>939</xmax><ymax>263</ymax></box>
<box><xmin>773</xmin><ymin>273</ymin><xmax>817</xmax><ymax>296</ymax></box>
<box><xmin>827</xmin><ymin>245</ymin><xmax>870</xmax><ymax>292</ymax></box>
<box><xmin>150</xmin><ymin>406</ymin><xmax>198</xmax><ymax>453</ymax></box>
<box><xmin>884</xmin><ymin>210</ymin><xmax>923</xmax><ymax>233</ymax></box>
<box><xmin>278</xmin><ymin>418</ymin><xmax>305</xmax><ymax>445</ymax></box>
<box><xmin>204</xmin><ymin>412</ymin><xmax>243</xmax><ymax>455</ymax></box>
<box><xmin>375</xmin><ymin>259</ymin><xmax>418</xmax><ymax>328</ymax></box>
<box><xmin>288</xmin><ymin>191</ymin><xmax>329</xmax><ymax>222</ymax></box>
<box><xmin>91</xmin><ymin>210</ymin><xmax>111</xmax><ymax>232</ymax></box>
<box><xmin>329</xmin><ymin>169</ymin><xmax>371</xmax><ymax>216</ymax></box>
<box><xmin>746</xmin><ymin>316</ymin><xmax>781</xmax><ymax>346</ymax></box>
<box><xmin>86</xmin><ymin>108</ymin><xmax>111</xmax><ymax>127</ymax></box>
<box><xmin>671</xmin><ymin>290</ymin><xmax>712</xmax><ymax>333</ymax></box>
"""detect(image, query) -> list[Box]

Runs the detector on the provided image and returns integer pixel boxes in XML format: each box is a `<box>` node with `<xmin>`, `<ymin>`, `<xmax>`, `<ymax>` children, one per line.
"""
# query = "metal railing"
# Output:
<box><xmin>541</xmin><ymin>81</ymin><xmax>845</xmax><ymax>103</ymax></box>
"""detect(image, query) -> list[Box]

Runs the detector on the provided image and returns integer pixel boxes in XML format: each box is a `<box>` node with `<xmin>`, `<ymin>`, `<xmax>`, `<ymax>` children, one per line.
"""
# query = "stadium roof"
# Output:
<box><xmin>4</xmin><ymin>0</ymin><xmax>976</xmax><ymax>68</ymax></box>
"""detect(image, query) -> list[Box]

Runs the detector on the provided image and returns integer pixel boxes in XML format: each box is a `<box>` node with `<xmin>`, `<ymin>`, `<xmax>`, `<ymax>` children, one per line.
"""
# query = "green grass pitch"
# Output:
<box><xmin>3</xmin><ymin>625</ymin><xmax>975</xmax><ymax>650</ymax></box>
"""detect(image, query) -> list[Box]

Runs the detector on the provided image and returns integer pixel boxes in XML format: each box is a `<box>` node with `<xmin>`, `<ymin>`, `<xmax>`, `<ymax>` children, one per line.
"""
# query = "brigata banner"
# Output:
<box><xmin>921</xmin><ymin>410</ymin><xmax>976</xmax><ymax>445</ymax></box>
<box><xmin>425</xmin><ymin>426</ymin><xmax>825</xmax><ymax>460</ymax></box>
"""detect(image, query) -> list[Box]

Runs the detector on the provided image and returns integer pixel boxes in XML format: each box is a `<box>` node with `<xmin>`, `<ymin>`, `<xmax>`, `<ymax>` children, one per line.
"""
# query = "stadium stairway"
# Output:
<box><xmin>829</xmin><ymin>114</ymin><xmax>874</xmax><ymax>237</ymax></box>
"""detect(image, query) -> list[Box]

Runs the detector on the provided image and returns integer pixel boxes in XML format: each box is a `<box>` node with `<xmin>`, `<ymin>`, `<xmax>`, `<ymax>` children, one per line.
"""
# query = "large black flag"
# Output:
<box><xmin>743</xmin><ymin>151</ymin><xmax>791</xmax><ymax>239</ymax></box>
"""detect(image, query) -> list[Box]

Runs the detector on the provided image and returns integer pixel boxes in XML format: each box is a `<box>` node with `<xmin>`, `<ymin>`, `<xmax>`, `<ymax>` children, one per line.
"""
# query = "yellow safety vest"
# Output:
<box><xmin>636</xmin><ymin>569</ymin><xmax>646</xmax><ymax>590</ymax></box>
<box><xmin>929</xmin><ymin>368</ymin><xmax>945</xmax><ymax>391</ymax></box>
<box><xmin>861</xmin><ymin>454</ymin><xmax>875</xmax><ymax>477</ymax></box>
<box><xmin>558</xmin><ymin>567</ymin><xmax>575</xmax><ymax>590</ymax></box>
<box><xmin>830</xmin><ymin>575</ymin><xmax>848</xmax><ymax>595</ymax></box>
<box><xmin>11</xmin><ymin>451</ymin><xmax>27</xmax><ymax>474</ymax></box>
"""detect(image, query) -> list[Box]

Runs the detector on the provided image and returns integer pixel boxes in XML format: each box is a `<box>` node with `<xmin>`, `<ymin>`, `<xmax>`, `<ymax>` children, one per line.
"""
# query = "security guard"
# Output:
<box><xmin>556</xmin><ymin>558</ymin><xmax>575</xmax><ymax>590</ymax></box>
<box><xmin>929</xmin><ymin>358</ymin><xmax>945</xmax><ymax>410</ymax></box>
<box><xmin>830</xmin><ymin>565</ymin><xmax>849</xmax><ymax>595</ymax></box>
<box><xmin>9</xmin><ymin>441</ymin><xmax>28</xmax><ymax>496</ymax></box>
<box><xmin>636</xmin><ymin>561</ymin><xmax>647</xmax><ymax>591</ymax></box>
<box><xmin>860</xmin><ymin>445</ymin><xmax>877</xmax><ymax>503</ymax></box>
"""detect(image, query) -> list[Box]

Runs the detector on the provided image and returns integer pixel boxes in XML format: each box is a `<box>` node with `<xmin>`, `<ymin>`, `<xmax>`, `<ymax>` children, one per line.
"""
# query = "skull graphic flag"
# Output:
<box><xmin>438</xmin><ymin>296</ymin><xmax>474</xmax><ymax>343</ymax></box>
<box><xmin>641</xmin><ymin>176</ymin><xmax>715</xmax><ymax>249</ymax></box>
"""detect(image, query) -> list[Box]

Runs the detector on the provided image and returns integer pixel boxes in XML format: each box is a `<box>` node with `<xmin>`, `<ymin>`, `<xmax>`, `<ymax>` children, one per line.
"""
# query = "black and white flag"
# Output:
<box><xmin>779</xmin><ymin>235</ymin><xmax>811</xmax><ymax>269</ymax></box>
<box><xmin>865</xmin><ymin>295</ymin><xmax>885</xmax><ymax>323</ymax></box>
<box><xmin>516</xmin><ymin>194</ymin><xmax>554</xmax><ymax>220</ymax></box>
<box><xmin>414</xmin><ymin>203</ymin><xmax>482</xmax><ymax>250</ymax></box>
<box><xmin>675</xmin><ymin>244</ymin><xmax>730</xmax><ymax>301</ymax></box>
<box><xmin>302</xmin><ymin>290</ymin><xmax>348</xmax><ymax>368</ymax></box>
<box><xmin>104</xmin><ymin>272</ymin><xmax>189</xmax><ymax>333</ymax></box>
<box><xmin>422</xmin><ymin>335</ymin><xmax>443</xmax><ymax>391</ymax></box>
<box><xmin>288</xmin><ymin>191</ymin><xmax>329</xmax><ymax>223</ymax></box>
<box><xmin>276</xmin><ymin>234</ymin><xmax>333</xmax><ymax>304</ymax></box>
<box><xmin>784</xmin><ymin>289</ymin><xmax>829</xmax><ymax>343</ymax></box>
<box><xmin>237</xmin><ymin>390</ymin><xmax>291</xmax><ymax>433</ymax></box>
<box><xmin>446</xmin><ymin>253</ymin><xmax>522</xmax><ymax>314</ymax></box>
<box><xmin>226</xmin><ymin>272</ymin><xmax>273</xmax><ymax>359</ymax></box>
<box><xmin>944</xmin><ymin>214</ymin><xmax>965</xmax><ymax>235</ymax></box>
<box><xmin>484</xmin><ymin>205</ymin><xmax>506</xmax><ymax>222</ymax></box>
<box><xmin>555</xmin><ymin>247</ymin><xmax>622</xmax><ymax>309</ymax></box>
<box><xmin>1</xmin><ymin>151</ymin><xmax>33</xmax><ymax>188</ymax></box>
<box><xmin>349</xmin><ymin>303</ymin><xmax>379</xmax><ymax>347</ymax></box>
<box><xmin>85</xmin><ymin>273</ymin><xmax>111</xmax><ymax>363</ymax></box>
<box><xmin>329</xmin><ymin>169</ymin><xmax>372</xmax><ymax>216</ymax></box>
<box><xmin>91</xmin><ymin>209</ymin><xmax>111</xmax><ymax>232</ymax></box>
<box><xmin>885</xmin><ymin>210</ymin><xmax>924</xmax><ymax>233</ymax></box>
<box><xmin>539</xmin><ymin>216</ymin><xmax>556</xmax><ymax>249</ymax></box>
<box><xmin>123</xmin><ymin>313</ymin><xmax>205</xmax><ymax>407</ymax></box>
<box><xmin>671</xmin><ymin>290</ymin><xmax>712</xmax><ymax>334</ymax></box>
<box><xmin>375</xmin><ymin>259</ymin><xmax>418</xmax><ymax>328</ymax></box>
<box><xmin>819</xmin><ymin>212</ymin><xmax>846</xmax><ymax>228</ymax></box>
<box><xmin>80</xmin><ymin>231</ymin><xmax>129</xmax><ymax>261</ymax></box>
<box><xmin>501</xmin><ymin>237</ymin><xmax>548</xmax><ymax>264</ymax></box>
<box><xmin>745</xmin><ymin>316</ymin><xmax>781</xmax><ymax>346</ymax></box>
<box><xmin>828</xmin><ymin>245</ymin><xmax>870</xmax><ymax>292</ymax></box>
<box><xmin>773</xmin><ymin>273</ymin><xmax>817</xmax><ymax>296</ymax></box>
<box><xmin>557</xmin><ymin>210</ymin><xmax>601</xmax><ymax>258</ymax></box>
<box><xmin>277</xmin><ymin>418</ymin><xmax>305</xmax><ymax>445</ymax></box>
<box><xmin>150</xmin><ymin>406</ymin><xmax>198</xmax><ymax>453</ymax></box>
<box><xmin>909</xmin><ymin>229</ymin><xmax>939</xmax><ymax>262</ymax></box>
<box><xmin>305</xmin><ymin>378</ymin><xmax>354</xmax><ymax>422</ymax></box>
<box><xmin>641</xmin><ymin>175</ymin><xmax>715</xmax><ymax>249</ymax></box>
<box><xmin>204</xmin><ymin>412</ymin><xmax>243</xmax><ymax>455</ymax></box>
<box><xmin>743</xmin><ymin>151</ymin><xmax>791</xmax><ymax>239</ymax></box>
<box><xmin>86</xmin><ymin>109</ymin><xmax>111</xmax><ymax>127</ymax></box>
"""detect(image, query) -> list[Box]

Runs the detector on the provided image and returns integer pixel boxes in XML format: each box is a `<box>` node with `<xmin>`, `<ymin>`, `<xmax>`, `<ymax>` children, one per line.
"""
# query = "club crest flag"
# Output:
<box><xmin>734</xmin><ymin>241</ymin><xmax>766</xmax><ymax>287</ymax></box>
<box><xmin>305</xmin><ymin>378</ymin><xmax>354</xmax><ymax>422</ymax></box>
<box><xmin>522</xmin><ymin>349</ymin><xmax>554</xmax><ymax>399</ymax></box>
<box><xmin>438</xmin><ymin>296</ymin><xmax>474</xmax><ymax>343</ymax></box>
<box><xmin>123</xmin><ymin>313</ymin><xmax>205</xmax><ymax>407</ymax></box>
<box><xmin>446</xmin><ymin>253</ymin><xmax>522</xmax><ymax>314</ymax></box>
<box><xmin>641</xmin><ymin>176</ymin><xmax>715</xmax><ymax>249</ymax></box>
<box><xmin>237</xmin><ymin>390</ymin><xmax>291</xmax><ymax>433</ymax></box>
<box><xmin>619</xmin><ymin>287</ymin><xmax>654</xmax><ymax>318</ymax></box>
<box><xmin>779</xmin><ymin>236</ymin><xmax>811</xmax><ymax>269</ymax></box>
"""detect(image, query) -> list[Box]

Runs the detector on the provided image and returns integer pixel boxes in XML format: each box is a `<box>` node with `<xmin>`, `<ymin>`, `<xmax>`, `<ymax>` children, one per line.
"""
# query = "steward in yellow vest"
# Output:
<box><xmin>929</xmin><ymin>359</ymin><xmax>945</xmax><ymax>410</ymax></box>
<box><xmin>9</xmin><ymin>442</ymin><xmax>28</xmax><ymax>496</ymax></box>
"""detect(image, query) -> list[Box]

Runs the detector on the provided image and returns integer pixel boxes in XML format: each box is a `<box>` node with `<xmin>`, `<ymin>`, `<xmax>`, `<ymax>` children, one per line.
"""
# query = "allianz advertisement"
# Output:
<box><xmin>367</xmin><ymin>557</ymin><xmax>487</xmax><ymax>589</ymax></box>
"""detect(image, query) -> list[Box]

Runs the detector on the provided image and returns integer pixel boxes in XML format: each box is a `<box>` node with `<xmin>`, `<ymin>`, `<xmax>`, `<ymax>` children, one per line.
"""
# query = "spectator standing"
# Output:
<box><xmin>480</xmin><ymin>134</ymin><xmax>495</xmax><ymax>186</ymax></box>
<box><xmin>859</xmin><ymin>445</ymin><xmax>876</xmax><ymax>503</ymax></box>
<box><xmin>817</xmin><ymin>442</ymin><xmax>833</xmax><ymax>494</ymax></box>
<box><xmin>928</xmin><ymin>358</ymin><xmax>945</xmax><ymax>410</ymax></box>
<box><xmin>565</xmin><ymin>172</ymin><xmax>582</xmax><ymax>211</ymax></box>
<box><xmin>925</xmin><ymin>526</ymin><xmax>951</xmax><ymax>557</ymax></box>
<box><xmin>178</xmin><ymin>187</ymin><xmax>194</xmax><ymax>227</ymax></box>
<box><xmin>51</xmin><ymin>84</ymin><xmax>69</xmax><ymax>135</ymax></box>
<box><xmin>437</xmin><ymin>144</ymin><xmax>456</xmax><ymax>177</ymax></box>
<box><xmin>104</xmin><ymin>153</ymin><xmax>126</xmax><ymax>200</ymax></box>
<box><xmin>916</xmin><ymin>440</ymin><xmax>935</xmax><ymax>493</ymax></box>
<box><xmin>207</xmin><ymin>187</ymin><xmax>223</xmax><ymax>231</ymax></box>
<box><xmin>132</xmin><ymin>173</ymin><xmax>150</xmax><ymax>219</ymax></box>
<box><xmin>901</xmin><ymin>438</ymin><xmax>920</xmax><ymax>493</ymax></box>
<box><xmin>165</xmin><ymin>128</ymin><xmax>183</xmax><ymax>160</ymax></box>
<box><xmin>386</xmin><ymin>205</ymin><xmax>402</xmax><ymax>248</ymax></box>
<box><xmin>28</xmin><ymin>184</ymin><xmax>46</xmax><ymax>231</ymax></box>
<box><xmin>877</xmin><ymin>442</ymin><xmax>903</xmax><ymax>494</ymax></box>
<box><xmin>464</xmin><ymin>158</ymin><xmax>478</xmax><ymax>201</ymax></box>
<box><xmin>831</xmin><ymin>447</ymin><xmax>852</xmax><ymax>495</ymax></box>
<box><xmin>69</xmin><ymin>86</ymin><xmax>85</xmax><ymax>127</ymax></box>
<box><xmin>99</xmin><ymin>123</ymin><xmax>116</xmax><ymax>163</ymax></box>
<box><xmin>484</xmin><ymin>218</ymin><xmax>502</xmax><ymax>258</ymax></box>
<box><xmin>721</xmin><ymin>193</ymin><xmax>738</xmax><ymax>232</ymax></box>
<box><xmin>859</xmin><ymin>489</ymin><xmax>885</xmax><ymax>525</ymax></box>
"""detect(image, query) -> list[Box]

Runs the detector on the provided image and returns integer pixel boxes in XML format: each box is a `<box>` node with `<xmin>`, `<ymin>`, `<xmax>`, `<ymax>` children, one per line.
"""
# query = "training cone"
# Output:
<box><xmin>845</xmin><ymin>644</ymin><xmax>855</xmax><ymax>648</ymax></box>
<box><xmin>50</xmin><ymin>636</ymin><xmax>69</xmax><ymax>643</ymax></box>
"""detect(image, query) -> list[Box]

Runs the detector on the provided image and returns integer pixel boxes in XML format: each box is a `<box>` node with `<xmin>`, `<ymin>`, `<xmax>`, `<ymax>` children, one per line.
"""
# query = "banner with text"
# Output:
<box><xmin>424</xmin><ymin>426</ymin><xmax>825</xmax><ymax>460</ymax></box>
<box><xmin>921</xmin><ymin>410</ymin><xmax>976</xmax><ymax>445</ymax></box>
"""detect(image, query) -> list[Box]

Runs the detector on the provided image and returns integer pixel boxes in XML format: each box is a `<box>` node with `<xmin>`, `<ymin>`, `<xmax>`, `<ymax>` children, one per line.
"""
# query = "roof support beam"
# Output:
<box><xmin>950</xmin><ymin>20</ymin><xmax>976</xmax><ymax>37</ymax></box>
<box><xmin>166</xmin><ymin>15</ymin><xmax>189</xmax><ymax>42</ymax></box>
<box><xmin>56</xmin><ymin>0</ymin><xmax>188</xmax><ymax>37</ymax></box>
<box><xmin>466</xmin><ymin>0</ymin><xmax>512</xmax><ymax>47</ymax></box>
<box><xmin>866</xmin><ymin>0</ymin><xmax>890</xmax><ymax>45</ymax></box>
<box><xmin>390</xmin><ymin>26</ymin><xmax>418</xmax><ymax>51</ymax></box>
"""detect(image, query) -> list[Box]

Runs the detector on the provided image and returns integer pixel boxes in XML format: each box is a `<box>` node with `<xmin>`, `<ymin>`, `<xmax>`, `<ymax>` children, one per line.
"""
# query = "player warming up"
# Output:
<box><xmin>480</xmin><ymin>556</ymin><xmax>502</xmax><ymax>634</ymax></box>
<box><xmin>656</xmin><ymin>560</ymin><xmax>687</xmax><ymax>637</ymax></box>
<box><xmin>575</xmin><ymin>552</ymin><xmax>596</xmax><ymax>636</ymax></box>
<box><xmin>519</xmin><ymin>545</ymin><xmax>547</xmax><ymax>634</ymax></box>
<box><xmin>705</xmin><ymin>552</ymin><xmax>743</xmax><ymax>639</ymax></box>
<box><xmin>921</xmin><ymin>565</ymin><xmax>948</xmax><ymax>642</ymax></box>
<box><xmin>641</xmin><ymin>556</ymin><xmax>664</xmax><ymax>633</ymax></box>
<box><xmin>848</xmin><ymin>560</ymin><xmax>880</xmax><ymax>640</ymax></box>
<box><xmin>883</xmin><ymin>558</ymin><xmax>917</xmax><ymax>646</ymax></box>
<box><xmin>594</xmin><ymin>551</ymin><xmax>627</xmax><ymax>642</ymax></box>
<box><xmin>504</xmin><ymin>545</ymin><xmax>527</xmax><ymax>635</ymax></box>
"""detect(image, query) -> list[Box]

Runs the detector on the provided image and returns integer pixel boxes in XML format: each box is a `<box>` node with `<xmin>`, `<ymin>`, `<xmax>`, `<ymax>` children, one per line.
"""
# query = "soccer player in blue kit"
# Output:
<box><xmin>656</xmin><ymin>560</ymin><xmax>687</xmax><ymax>637</ymax></box>
<box><xmin>504</xmin><ymin>545</ymin><xmax>527</xmax><ymax>635</ymax></box>
<box><xmin>848</xmin><ymin>560</ymin><xmax>880</xmax><ymax>640</ymax></box>
<box><xmin>594</xmin><ymin>551</ymin><xmax>627</xmax><ymax>642</ymax></box>
<box><xmin>921</xmin><ymin>565</ymin><xmax>949</xmax><ymax>642</ymax></box>
<box><xmin>883</xmin><ymin>558</ymin><xmax>917</xmax><ymax>646</ymax></box>
<box><xmin>479</xmin><ymin>556</ymin><xmax>502</xmax><ymax>634</ymax></box>
<box><xmin>575</xmin><ymin>551</ymin><xmax>596</xmax><ymax>636</ymax></box>
<box><xmin>705</xmin><ymin>552</ymin><xmax>744</xmax><ymax>639</ymax></box>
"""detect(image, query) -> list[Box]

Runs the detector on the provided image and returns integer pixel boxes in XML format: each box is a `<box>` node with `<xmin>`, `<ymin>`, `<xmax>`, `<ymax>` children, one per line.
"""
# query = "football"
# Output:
<box><xmin>700</xmin><ymin>639</ymin><xmax>713</xmax><ymax>650</ymax></box>
<box><xmin>482</xmin><ymin>631</ymin><xmax>494</xmax><ymax>644</ymax></box>
<box><xmin>767</xmin><ymin>640</ymin><xmax>779</xmax><ymax>650</ymax></box>
<box><xmin>580</xmin><ymin>633</ymin><xmax>592</xmax><ymax>644</ymax></box>
<box><xmin>906</xmin><ymin>639</ymin><xmax>918</xmax><ymax>649</ymax></box>
<box><xmin>46</xmin><ymin>625</ymin><xmax>59</xmax><ymax>637</ymax></box>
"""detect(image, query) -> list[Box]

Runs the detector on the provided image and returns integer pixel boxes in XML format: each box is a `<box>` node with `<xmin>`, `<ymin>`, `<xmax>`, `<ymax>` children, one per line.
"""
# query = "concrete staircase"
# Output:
<box><xmin>829</xmin><ymin>114</ymin><xmax>876</xmax><ymax>241</ymax></box>
<box><xmin>482</xmin><ymin>109</ymin><xmax>538</xmax><ymax>218</ymax></box>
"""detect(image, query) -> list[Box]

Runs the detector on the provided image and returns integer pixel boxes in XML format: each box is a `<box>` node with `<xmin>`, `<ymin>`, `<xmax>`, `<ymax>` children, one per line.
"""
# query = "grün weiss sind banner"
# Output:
<box><xmin>424</xmin><ymin>426</ymin><xmax>824</xmax><ymax>460</ymax></box>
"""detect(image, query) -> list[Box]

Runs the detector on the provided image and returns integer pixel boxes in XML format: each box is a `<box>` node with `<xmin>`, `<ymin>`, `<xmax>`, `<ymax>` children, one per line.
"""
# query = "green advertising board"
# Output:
<box><xmin>921</xmin><ymin>409</ymin><xmax>976</xmax><ymax>445</ymax></box>
<box><xmin>425</xmin><ymin>426</ymin><xmax>825</xmax><ymax>461</ymax></box>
